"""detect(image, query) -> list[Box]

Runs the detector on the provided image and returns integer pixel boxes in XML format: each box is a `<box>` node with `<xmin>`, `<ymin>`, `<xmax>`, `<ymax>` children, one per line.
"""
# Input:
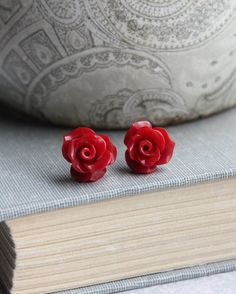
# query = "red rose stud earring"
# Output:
<box><xmin>62</xmin><ymin>127</ymin><xmax>117</xmax><ymax>182</ymax></box>
<box><xmin>124</xmin><ymin>121</ymin><xmax>175</xmax><ymax>174</ymax></box>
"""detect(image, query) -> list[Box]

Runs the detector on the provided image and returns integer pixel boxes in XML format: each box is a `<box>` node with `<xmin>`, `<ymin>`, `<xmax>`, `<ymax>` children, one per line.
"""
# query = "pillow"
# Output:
<box><xmin>0</xmin><ymin>0</ymin><xmax>236</xmax><ymax>128</ymax></box>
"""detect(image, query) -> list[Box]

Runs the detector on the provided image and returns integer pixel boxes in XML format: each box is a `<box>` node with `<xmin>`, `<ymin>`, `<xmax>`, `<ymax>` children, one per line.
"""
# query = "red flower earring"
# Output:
<box><xmin>124</xmin><ymin>121</ymin><xmax>175</xmax><ymax>174</ymax></box>
<box><xmin>62</xmin><ymin>127</ymin><xmax>117</xmax><ymax>182</ymax></box>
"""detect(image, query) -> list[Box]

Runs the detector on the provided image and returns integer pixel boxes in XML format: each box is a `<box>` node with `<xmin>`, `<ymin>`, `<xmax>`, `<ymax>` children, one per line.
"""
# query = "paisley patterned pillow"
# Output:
<box><xmin>0</xmin><ymin>0</ymin><xmax>236</xmax><ymax>128</ymax></box>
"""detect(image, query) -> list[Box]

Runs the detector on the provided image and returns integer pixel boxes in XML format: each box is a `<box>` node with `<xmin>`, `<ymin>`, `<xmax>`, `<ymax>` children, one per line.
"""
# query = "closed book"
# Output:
<box><xmin>1</xmin><ymin>108</ymin><xmax>236</xmax><ymax>294</ymax></box>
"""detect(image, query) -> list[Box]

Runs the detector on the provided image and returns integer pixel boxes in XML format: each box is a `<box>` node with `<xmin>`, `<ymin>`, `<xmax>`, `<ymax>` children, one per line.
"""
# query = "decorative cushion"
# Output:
<box><xmin>0</xmin><ymin>0</ymin><xmax>236</xmax><ymax>128</ymax></box>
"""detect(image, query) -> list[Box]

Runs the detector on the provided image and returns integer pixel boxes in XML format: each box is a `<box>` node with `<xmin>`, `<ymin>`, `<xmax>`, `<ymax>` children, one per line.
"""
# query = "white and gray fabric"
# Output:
<box><xmin>118</xmin><ymin>271</ymin><xmax>236</xmax><ymax>294</ymax></box>
<box><xmin>55</xmin><ymin>260</ymin><xmax>236</xmax><ymax>294</ymax></box>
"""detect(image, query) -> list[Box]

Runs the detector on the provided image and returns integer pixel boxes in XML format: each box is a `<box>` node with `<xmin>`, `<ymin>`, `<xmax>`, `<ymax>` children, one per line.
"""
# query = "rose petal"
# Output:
<box><xmin>69</xmin><ymin>133</ymin><xmax>113</xmax><ymax>173</ymax></box>
<box><xmin>95</xmin><ymin>134</ymin><xmax>110</xmax><ymax>160</ymax></box>
<box><xmin>62</xmin><ymin>128</ymin><xmax>95</xmax><ymax>161</ymax></box>
<box><xmin>127</xmin><ymin>128</ymin><xmax>164</xmax><ymax>162</ymax></box>
<box><xmin>63</xmin><ymin>128</ymin><xmax>116</xmax><ymax>181</ymax></box>
<box><xmin>128</xmin><ymin>139</ymin><xmax>159</xmax><ymax>165</ymax></box>
<box><xmin>68</xmin><ymin>138</ymin><xmax>97</xmax><ymax>173</ymax></box>
<box><xmin>64</xmin><ymin>127</ymin><xmax>95</xmax><ymax>142</ymax></box>
<box><xmin>137</xmin><ymin>127</ymin><xmax>165</xmax><ymax>151</ymax></box>
<box><xmin>154</xmin><ymin>127</ymin><xmax>175</xmax><ymax>165</ymax></box>
<box><xmin>138</xmin><ymin>139</ymin><xmax>154</xmax><ymax>156</ymax></box>
<box><xmin>62</xmin><ymin>140</ymin><xmax>72</xmax><ymax>162</ymax></box>
<box><xmin>71</xmin><ymin>166</ymin><xmax>106</xmax><ymax>182</ymax></box>
<box><xmin>71</xmin><ymin>158</ymin><xmax>89</xmax><ymax>173</ymax></box>
<box><xmin>126</xmin><ymin>134</ymin><xmax>142</xmax><ymax>161</ymax></box>
<box><xmin>67</xmin><ymin>138</ymin><xmax>81</xmax><ymax>163</ymax></box>
<box><xmin>79</xmin><ymin>145</ymin><xmax>96</xmax><ymax>162</ymax></box>
<box><xmin>86</xmin><ymin>149</ymin><xmax>111</xmax><ymax>172</ymax></box>
<box><xmin>127</xmin><ymin>135</ymin><xmax>159</xmax><ymax>166</ymax></box>
<box><xmin>100</xmin><ymin>134</ymin><xmax>117</xmax><ymax>165</ymax></box>
<box><xmin>125</xmin><ymin>151</ymin><xmax>156</xmax><ymax>174</ymax></box>
<box><xmin>139</xmin><ymin>148</ymin><xmax>161</xmax><ymax>167</ymax></box>
<box><xmin>124</xmin><ymin>121</ymin><xmax>152</xmax><ymax>146</ymax></box>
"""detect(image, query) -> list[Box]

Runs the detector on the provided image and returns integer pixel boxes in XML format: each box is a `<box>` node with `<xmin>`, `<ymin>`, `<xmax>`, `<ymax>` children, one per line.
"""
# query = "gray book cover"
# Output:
<box><xmin>0</xmin><ymin>107</ymin><xmax>236</xmax><ymax>293</ymax></box>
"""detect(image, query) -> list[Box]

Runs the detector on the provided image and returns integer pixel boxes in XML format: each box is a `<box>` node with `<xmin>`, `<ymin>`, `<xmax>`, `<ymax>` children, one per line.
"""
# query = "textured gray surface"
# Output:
<box><xmin>1</xmin><ymin>107</ymin><xmax>236</xmax><ymax>222</ymax></box>
<box><xmin>121</xmin><ymin>271</ymin><xmax>236</xmax><ymax>294</ymax></box>
<box><xmin>54</xmin><ymin>260</ymin><xmax>236</xmax><ymax>294</ymax></box>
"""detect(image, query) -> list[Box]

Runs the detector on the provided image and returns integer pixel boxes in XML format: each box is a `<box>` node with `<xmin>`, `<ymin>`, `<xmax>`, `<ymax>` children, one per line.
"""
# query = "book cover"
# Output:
<box><xmin>1</xmin><ymin>107</ymin><xmax>236</xmax><ymax>293</ymax></box>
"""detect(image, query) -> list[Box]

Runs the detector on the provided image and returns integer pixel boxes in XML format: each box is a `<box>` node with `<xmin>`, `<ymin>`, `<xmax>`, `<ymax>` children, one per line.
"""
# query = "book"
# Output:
<box><xmin>1</xmin><ymin>107</ymin><xmax>236</xmax><ymax>294</ymax></box>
